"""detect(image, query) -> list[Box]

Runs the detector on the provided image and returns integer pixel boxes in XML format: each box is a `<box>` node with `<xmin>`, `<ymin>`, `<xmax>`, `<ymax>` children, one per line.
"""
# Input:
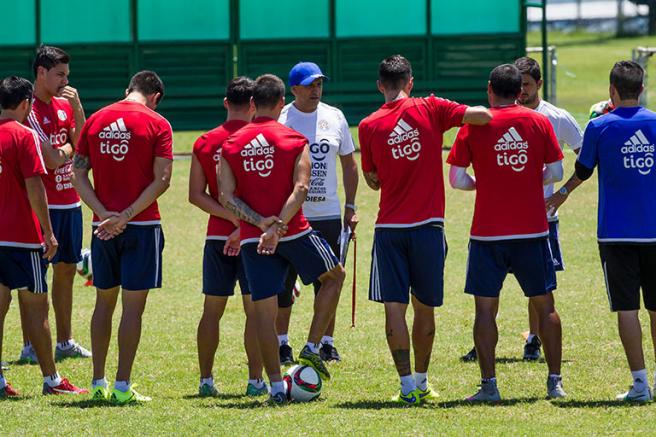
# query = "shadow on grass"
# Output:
<box><xmin>203</xmin><ymin>400</ymin><xmax>263</xmax><ymax>410</ymax></box>
<box><xmin>182</xmin><ymin>393</ymin><xmax>244</xmax><ymax>401</ymax></box>
<box><xmin>552</xmin><ymin>399</ymin><xmax>652</xmax><ymax>409</ymax></box>
<box><xmin>460</xmin><ymin>357</ymin><xmax>573</xmax><ymax>365</ymax></box>
<box><xmin>335</xmin><ymin>397</ymin><xmax>541</xmax><ymax>410</ymax></box>
<box><xmin>53</xmin><ymin>399</ymin><xmax>141</xmax><ymax>409</ymax></box>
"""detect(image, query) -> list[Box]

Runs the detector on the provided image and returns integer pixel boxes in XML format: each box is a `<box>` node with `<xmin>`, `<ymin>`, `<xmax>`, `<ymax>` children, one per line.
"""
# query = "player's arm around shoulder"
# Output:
<box><xmin>462</xmin><ymin>106</ymin><xmax>493</xmax><ymax>126</ymax></box>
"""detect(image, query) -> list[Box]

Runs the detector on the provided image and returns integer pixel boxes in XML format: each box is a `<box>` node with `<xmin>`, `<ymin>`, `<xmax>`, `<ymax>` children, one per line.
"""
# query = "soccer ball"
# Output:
<box><xmin>76</xmin><ymin>248</ymin><xmax>93</xmax><ymax>281</ymax></box>
<box><xmin>283</xmin><ymin>365</ymin><xmax>322</xmax><ymax>402</ymax></box>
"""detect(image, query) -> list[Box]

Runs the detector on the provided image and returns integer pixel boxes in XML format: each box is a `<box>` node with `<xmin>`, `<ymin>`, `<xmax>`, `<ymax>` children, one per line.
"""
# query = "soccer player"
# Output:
<box><xmin>448</xmin><ymin>64</ymin><xmax>566</xmax><ymax>401</ymax></box>
<box><xmin>18</xmin><ymin>45</ymin><xmax>90</xmax><ymax>363</ymax></box>
<box><xmin>72</xmin><ymin>71</ymin><xmax>173</xmax><ymax>404</ymax></box>
<box><xmin>460</xmin><ymin>57</ymin><xmax>583</xmax><ymax>363</ymax></box>
<box><xmin>358</xmin><ymin>54</ymin><xmax>492</xmax><ymax>405</ymax></box>
<box><xmin>190</xmin><ymin>76</ymin><xmax>267</xmax><ymax>397</ymax></box>
<box><xmin>219</xmin><ymin>74</ymin><xmax>345</xmax><ymax>404</ymax></box>
<box><xmin>547</xmin><ymin>61</ymin><xmax>656</xmax><ymax>402</ymax></box>
<box><xmin>276</xmin><ymin>61</ymin><xmax>359</xmax><ymax>364</ymax></box>
<box><xmin>0</xmin><ymin>76</ymin><xmax>87</xmax><ymax>397</ymax></box>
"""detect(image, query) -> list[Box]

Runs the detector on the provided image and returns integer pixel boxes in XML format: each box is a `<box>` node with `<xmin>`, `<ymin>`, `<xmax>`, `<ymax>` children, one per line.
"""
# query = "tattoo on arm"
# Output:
<box><xmin>225</xmin><ymin>197</ymin><xmax>263</xmax><ymax>227</ymax></box>
<box><xmin>391</xmin><ymin>349</ymin><xmax>412</xmax><ymax>376</ymax></box>
<box><xmin>123</xmin><ymin>206</ymin><xmax>135</xmax><ymax>219</ymax></box>
<box><xmin>73</xmin><ymin>154</ymin><xmax>90</xmax><ymax>170</ymax></box>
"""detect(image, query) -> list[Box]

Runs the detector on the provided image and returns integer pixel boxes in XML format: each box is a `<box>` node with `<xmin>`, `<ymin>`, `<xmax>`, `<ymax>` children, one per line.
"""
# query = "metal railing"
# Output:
<box><xmin>527</xmin><ymin>45</ymin><xmax>558</xmax><ymax>104</ymax></box>
<box><xmin>632</xmin><ymin>46</ymin><xmax>656</xmax><ymax>106</ymax></box>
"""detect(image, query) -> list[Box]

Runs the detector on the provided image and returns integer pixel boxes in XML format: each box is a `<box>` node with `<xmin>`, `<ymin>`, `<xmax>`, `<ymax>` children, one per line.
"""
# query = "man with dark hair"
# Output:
<box><xmin>0</xmin><ymin>76</ymin><xmax>87</xmax><ymax>397</ymax></box>
<box><xmin>72</xmin><ymin>70</ymin><xmax>173</xmax><ymax>404</ymax></box>
<box><xmin>189</xmin><ymin>76</ymin><xmax>267</xmax><ymax>398</ymax></box>
<box><xmin>276</xmin><ymin>62</ymin><xmax>359</xmax><ymax>364</ymax></box>
<box><xmin>460</xmin><ymin>57</ymin><xmax>583</xmax><ymax>363</ymax></box>
<box><xmin>547</xmin><ymin>61</ymin><xmax>656</xmax><ymax>402</ymax></box>
<box><xmin>448</xmin><ymin>64</ymin><xmax>566</xmax><ymax>401</ymax></box>
<box><xmin>19</xmin><ymin>45</ymin><xmax>90</xmax><ymax>363</ymax></box>
<box><xmin>359</xmin><ymin>54</ymin><xmax>492</xmax><ymax>405</ymax></box>
<box><xmin>219</xmin><ymin>73</ymin><xmax>345</xmax><ymax>404</ymax></box>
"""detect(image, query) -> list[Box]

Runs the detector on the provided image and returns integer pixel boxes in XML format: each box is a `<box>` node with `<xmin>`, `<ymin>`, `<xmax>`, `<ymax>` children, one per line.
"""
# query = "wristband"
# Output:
<box><xmin>345</xmin><ymin>203</ymin><xmax>357</xmax><ymax>212</ymax></box>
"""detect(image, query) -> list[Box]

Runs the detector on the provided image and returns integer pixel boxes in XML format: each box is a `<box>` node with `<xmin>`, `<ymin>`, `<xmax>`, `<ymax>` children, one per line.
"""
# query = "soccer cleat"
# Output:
<box><xmin>55</xmin><ymin>341</ymin><xmax>92</xmax><ymax>361</ymax></box>
<box><xmin>91</xmin><ymin>385</ymin><xmax>110</xmax><ymax>401</ymax></box>
<box><xmin>417</xmin><ymin>384</ymin><xmax>439</xmax><ymax>402</ymax></box>
<box><xmin>279</xmin><ymin>344</ymin><xmax>295</xmax><ymax>366</ymax></box>
<box><xmin>267</xmin><ymin>391</ymin><xmax>289</xmax><ymax>405</ymax></box>
<box><xmin>546</xmin><ymin>376</ymin><xmax>567</xmax><ymax>399</ymax></box>
<box><xmin>466</xmin><ymin>381</ymin><xmax>501</xmax><ymax>402</ymax></box>
<box><xmin>198</xmin><ymin>383</ymin><xmax>220</xmax><ymax>397</ymax></box>
<box><xmin>523</xmin><ymin>336</ymin><xmax>542</xmax><ymax>361</ymax></box>
<box><xmin>0</xmin><ymin>382</ymin><xmax>19</xmax><ymax>398</ymax></box>
<box><xmin>110</xmin><ymin>385</ymin><xmax>152</xmax><ymax>405</ymax></box>
<box><xmin>319</xmin><ymin>343</ymin><xmax>341</xmax><ymax>362</ymax></box>
<box><xmin>460</xmin><ymin>347</ymin><xmax>477</xmax><ymax>362</ymax></box>
<box><xmin>392</xmin><ymin>388</ymin><xmax>422</xmax><ymax>405</ymax></box>
<box><xmin>246</xmin><ymin>382</ymin><xmax>269</xmax><ymax>397</ymax></box>
<box><xmin>42</xmin><ymin>378</ymin><xmax>89</xmax><ymax>395</ymax></box>
<box><xmin>298</xmin><ymin>346</ymin><xmax>331</xmax><ymax>381</ymax></box>
<box><xmin>616</xmin><ymin>385</ymin><xmax>653</xmax><ymax>403</ymax></box>
<box><xmin>1</xmin><ymin>361</ymin><xmax>9</xmax><ymax>371</ymax></box>
<box><xmin>18</xmin><ymin>345</ymin><xmax>38</xmax><ymax>364</ymax></box>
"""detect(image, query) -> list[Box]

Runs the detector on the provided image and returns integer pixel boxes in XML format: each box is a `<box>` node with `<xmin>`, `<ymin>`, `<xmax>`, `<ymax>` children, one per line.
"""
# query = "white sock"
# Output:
<box><xmin>631</xmin><ymin>369</ymin><xmax>648</xmax><ymax>391</ymax></box>
<box><xmin>57</xmin><ymin>339</ymin><xmax>75</xmax><ymax>350</ymax></box>
<box><xmin>482</xmin><ymin>377</ymin><xmax>497</xmax><ymax>386</ymax></box>
<box><xmin>44</xmin><ymin>373</ymin><xmax>62</xmax><ymax>388</ymax></box>
<box><xmin>414</xmin><ymin>372</ymin><xmax>428</xmax><ymax>391</ymax></box>
<box><xmin>92</xmin><ymin>377</ymin><xmax>108</xmax><ymax>389</ymax></box>
<box><xmin>278</xmin><ymin>335</ymin><xmax>289</xmax><ymax>346</ymax></box>
<box><xmin>548</xmin><ymin>373</ymin><xmax>561</xmax><ymax>380</ymax></box>
<box><xmin>248</xmin><ymin>378</ymin><xmax>265</xmax><ymax>389</ymax></box>
<box><xmin>0</xmin><ymin>374</ymin><xmax>6</xmax><ymax>389</ymax></box>
<box><xmin>200</xmin><ymin>377</ymin><xmax>214</xmax><ymax>387</ymax></box>
<box><xmin>114</xmin><ymin>380</ymin><xmax>130</xmax><ymax>392</ymax></box>
<box><xmin>271</xmin><ymin>381</ymin><xmax>285</xmax><ymax>396</ymax></box>
<box><xmin>321</xmin><ymin>336</ymin><xmax>334</xmax><ymax>346</ymax></box>
<box><xmin>400</xmin><ymin>374</ymin><xmax>416</xmax><ymax>395</ymax></box>
<box><xmin>526</xmin><ymin>333</ymin><xmax>536</xmax><ymax>343</ymax></box>
<box><xmin>305</xmin><ymin>342</ymin><xmax>320</xmax><ymax>354</ymax></box>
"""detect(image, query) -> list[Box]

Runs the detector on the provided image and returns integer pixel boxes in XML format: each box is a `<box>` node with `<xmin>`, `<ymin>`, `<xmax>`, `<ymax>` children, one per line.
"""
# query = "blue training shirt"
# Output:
<box><xmin>578</xmin><ymin>106</ymin><xmax>656</xmax><ymax>242</ymax></box>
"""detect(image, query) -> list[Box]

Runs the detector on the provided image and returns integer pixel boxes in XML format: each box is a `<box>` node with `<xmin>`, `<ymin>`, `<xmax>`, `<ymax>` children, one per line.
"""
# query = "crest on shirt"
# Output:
<box><xmin>57</xmin><ymin>110</ymin><xmax>67</xmax><ymax>121</ymax></box>
<box><xmin>318</xmin><ymin>119</ymin><xmax>329</xmax><ymax>131</ymax></box>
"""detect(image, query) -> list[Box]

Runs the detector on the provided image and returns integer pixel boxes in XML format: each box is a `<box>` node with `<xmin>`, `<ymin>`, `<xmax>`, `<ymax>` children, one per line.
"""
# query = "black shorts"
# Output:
<box><xmin>599</xmin><ymin>243</ymin><xmax>656</xmax><ymax>311</ymax></box>
<box><xmin>278</xmin><ymin>219</ymin><xmax>341</xmax><ymax>308</ymax></box>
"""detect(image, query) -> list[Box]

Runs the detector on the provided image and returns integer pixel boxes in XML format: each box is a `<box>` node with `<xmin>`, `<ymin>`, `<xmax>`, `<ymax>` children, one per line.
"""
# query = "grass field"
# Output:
<box><xmin>3</xmin><ymin>32</ymin><xmax>656</xmax><ymax>436</ymax></box>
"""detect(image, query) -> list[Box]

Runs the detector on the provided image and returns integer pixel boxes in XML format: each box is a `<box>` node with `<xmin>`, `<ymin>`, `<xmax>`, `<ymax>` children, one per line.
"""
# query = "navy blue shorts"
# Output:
<box><xmin>240</xmin><ymin>230</ymin><xmax>339</xmax><ymax>301</ymax></box>
<box><xmin>49</xmin><ymin>207</ymin><xmax>83</xmax><ymax>264</ymax></box>
<box><xmin>465</xmin><ymin>238</ymin><xmax>557</xmax><ymax>298</ymax></box>
<box><xmin>548</xmin><ymin>221</ymin><xmax>565</xmax><ymax>272</ymax></box>
<box><xmin>369</xmin><ymin>224</ymin><xmax>446</xmax><ymax>307</ymax></box>
<box><xmin>91</xmin><ymin>225</ymin><xmax>164</xmax><ymax>291</ymax></box>
<box><xmin>0</xmin><ymin>247</ymin><xmax>48</xmax><ymax>293</ymax></box>
<box><xmin>203</xmin><ymin>239</ymin><xmax>249</xmax><ymax>297</ymax></box>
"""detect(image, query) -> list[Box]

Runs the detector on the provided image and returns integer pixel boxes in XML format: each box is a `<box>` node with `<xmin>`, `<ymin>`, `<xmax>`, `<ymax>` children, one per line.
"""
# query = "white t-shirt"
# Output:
<box><xmin>279</xmin><ymin>102</ymin><xmax>355</xmax><ymax>220</ymax></box>
<box><xmin>535</xmin><ymin>99</ymin><xmax>583</xmax><ymax>220</ymax></box>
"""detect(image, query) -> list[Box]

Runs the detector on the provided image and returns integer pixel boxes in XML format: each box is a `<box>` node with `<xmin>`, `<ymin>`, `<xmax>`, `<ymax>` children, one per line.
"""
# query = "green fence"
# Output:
<box><xmin>0</xmin><ymin>0</ymin><xmax>526</xmax><ymax>129</ymax></box>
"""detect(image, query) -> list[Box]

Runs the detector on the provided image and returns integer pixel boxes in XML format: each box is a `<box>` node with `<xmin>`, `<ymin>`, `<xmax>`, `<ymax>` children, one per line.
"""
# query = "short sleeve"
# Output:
<box><xmin>427</xmin><ymin>96</ymin><xmax>468</xmax><ymax>132</ymax></box>
<box><xmin>192</xmin><ymin>133</ymin><xmax>207</xmax><ymax>158</ymax></box>
<box><xmin>337</xmin><ymin>112</ymin><xmax>355</xmax><ymax>156</ymax></box>
<box><xmin>577</xmin><ymin>122</ymin><xmax>600</xmax><ymax>170</ymax></box>
<box><xmin>358</xmin><ymin>121</ymin><xmax>374</xmax><ymax>173</ymax></box>
<box><xmin>20</xmin><ymin>129</ymin><xmax>47</xmax><ymax>178</ymax></box>
<box><xmin>155</xmin><ymin>118</ymin><xmax>174</xmax><ymax>159</ymax></box>
<box><xmin>543</xmin><ymin>119</ymin><xmax>564</xmax><ymax>164</ymax></box>
<box><xmin>559</xmin><ymin>111</ymin><xmax>583</xmax><ymax>150</ymax></box>
<box><xmin>446</xmin><ymin>124</ymin><xmax>472</xmax><ymax>167</ymax></box>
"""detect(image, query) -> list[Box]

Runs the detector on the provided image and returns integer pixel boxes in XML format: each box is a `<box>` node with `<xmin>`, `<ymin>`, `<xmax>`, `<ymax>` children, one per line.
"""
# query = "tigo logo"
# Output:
<box><xmin>242</xmin><ymin>134</ymin><xmax>274</xmax><ymax>177</ymax></box>
<box><xmin>495</xmin><ymin>127</ymin><xmax>528</xmax><ymax>172</ymax></box>
<box><xmin>388</xmin><ymin>118</ymin><xmax>421</xmax><ymax>161</ymax></box>
<box><xmin>99</xmin><ymin>118</ymin><xmax>131</xmax><ymax>162</ymax></box>
<box><xmin>622</xmin><ymin>129</ymin><xmax>654</xmax><ymax>175</ymax></box>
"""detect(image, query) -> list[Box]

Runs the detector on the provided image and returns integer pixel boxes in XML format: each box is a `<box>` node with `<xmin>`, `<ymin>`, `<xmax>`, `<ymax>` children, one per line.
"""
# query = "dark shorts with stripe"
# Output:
<box><xmin>49</xmin><ymin>206</ymin><xmax>83</xmax><ymax>264</ymax></box>
<box><xmin>599</xmin><ymin>243</ymin><xmax>656</xmax><ymax>311</ymax></box>
<box><xmin>203</xmin><ymin>239</ymin><xmax>249</xmax><ymax>296</ymax></box>
<box><xmin>240</xmin><ymin>230</ymin><xmax>339</xmax><ymax>302</ymax></box>
<box><xmin>91</xmin><ymin>224</ymin><xmax>164</xmax><ymax>291</ymax></box>
<box><xmin>548</xmin><ymin>220</ymin><xmax>565</xmax><ymax>272</ymax></box>
<box><xmin>369</xmin><ymin>224</ymin><xmax>446</xmax><ymax>307</ymax></box>
<box><xmin>0</xmin><ymin>247</ymin><xmax>48</xmax><ymax>293</ymax></box>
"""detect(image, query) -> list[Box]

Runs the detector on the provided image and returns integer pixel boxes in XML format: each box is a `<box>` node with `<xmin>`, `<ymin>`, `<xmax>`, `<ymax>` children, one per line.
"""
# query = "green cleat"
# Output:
<box><xmin>392</xmin><ymin>388</ymin><xmax>422</xmax><ymax>406</ymax></box>
<box><xmin>298</xmin><ymin>346</ymin><xmax>330</xmax><ymax>381</ymax></box>
<box><xmin>110</xmin><ymin>385</ymin><xmax>151</xmax><ymax>405</ymax></box>
<box><xmin>91</xmin><ymin>385</ymin><xmax>110</xmax><ymax>401</ymax></box>
<box><xmin>246</xmin><ymin>382</ymin><xmax>269</xmax><ymax>397</ymax></box>
<box><xmin>198</xmin><ymin>383</ymin><xmax>220</xmax><ymax>398</ymax></box>
<box><xmin>417</xmin><ymin>385</ymin><xmax>439</xmax><ymax>402</ymax></box>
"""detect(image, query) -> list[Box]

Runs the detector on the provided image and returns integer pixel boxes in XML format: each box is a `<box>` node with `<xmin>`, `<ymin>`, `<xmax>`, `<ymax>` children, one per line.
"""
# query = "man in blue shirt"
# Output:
<box><xmin>547</xmin><ymin>61</ymin><xmax>656</xmax><ymax>402</ymax></box>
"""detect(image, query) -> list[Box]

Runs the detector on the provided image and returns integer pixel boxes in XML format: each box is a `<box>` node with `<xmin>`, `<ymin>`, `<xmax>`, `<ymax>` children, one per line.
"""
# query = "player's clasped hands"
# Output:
<box><xmin>223</xmin><ymin>228</ymin><xmax>241</xmax><ymax>257</ymax></box>
<box><xmin>94</xmin><ymin>211</ymin><xmax>127</xmax><ymax>241</ymax></box>
<box><xmin>257</xmin><ymin>216</ymin><xmax>287</xmax><ymax>255</ymax></box>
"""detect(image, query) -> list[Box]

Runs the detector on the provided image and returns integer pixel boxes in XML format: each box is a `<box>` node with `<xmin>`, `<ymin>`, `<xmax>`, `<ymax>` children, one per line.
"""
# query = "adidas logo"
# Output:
<box><xmin>43</xmin><ymin>116</ymin><xmax>51</xmax><ymax>125</ymax></box>
<box><xmin>98</xmin><ymin>118</ymin><xmax>131</xmax><ymax>140</ymax></box>
<box><xmin>622</xmin><ymin>129</ymin><xmax>654</xmax><ymax>154</ymax></box>
<box><xmin>622</xmin><ymin>129</ymin><xmax>654</xmax><ymax>175</ymax></box>
<box><xmin>387</xmin><ymin>118</ymin><xmax>419</xmax><ymax>145</ymax></box>
<box><xmin>495</xmin><ymin>127</ymin><xmax>528</xmax><ymax>172</ymax></box>
<box><xmin>240</xmin><ymin>133</ymin><xmax>274</xmax><ymax>157</ymax></box>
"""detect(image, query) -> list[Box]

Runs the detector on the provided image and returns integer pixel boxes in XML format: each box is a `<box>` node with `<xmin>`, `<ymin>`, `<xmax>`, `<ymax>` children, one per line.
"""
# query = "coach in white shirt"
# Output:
<box><xmin>275</xmin><ymin>62</ymin><xmax>359</xmax><ymax>364</ymax></box>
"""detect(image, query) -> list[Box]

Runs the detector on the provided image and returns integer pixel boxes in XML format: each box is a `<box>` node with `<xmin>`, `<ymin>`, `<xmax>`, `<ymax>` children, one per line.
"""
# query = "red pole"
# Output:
<box><xmin>351</xmin><ymin>233</ymin><xmax>357</xmax><ymax>327</ymax></box>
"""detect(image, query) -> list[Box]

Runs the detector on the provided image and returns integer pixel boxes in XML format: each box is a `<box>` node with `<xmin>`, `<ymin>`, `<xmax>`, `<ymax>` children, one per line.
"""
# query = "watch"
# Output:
<box><xmin>558</xmin><ymin>186</ymin><xmax>569</xmax><ymax>197</ymax></box>
<box><xmin>345</xmin><ymin>203</ymin><xmax>357</xmax><ymax>212</ymax></box>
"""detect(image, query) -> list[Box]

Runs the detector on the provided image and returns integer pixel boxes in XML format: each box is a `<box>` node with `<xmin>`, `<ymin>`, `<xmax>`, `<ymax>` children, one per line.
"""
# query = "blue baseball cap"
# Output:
<box><xmin>288</xmin><ymin>62</ymin><xmax>328</xmax><ymax>87</ymax></box>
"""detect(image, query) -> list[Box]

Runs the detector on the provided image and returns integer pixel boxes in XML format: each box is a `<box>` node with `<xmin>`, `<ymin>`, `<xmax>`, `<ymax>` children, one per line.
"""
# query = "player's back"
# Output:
<box><xmin>76</xmin><ymin>100</ymin><xmax>173</xmax><ymax>224</ymax></box>
<box><xmin>359</xmin><ymin>96</ymin><xmax>467</xmax><ymax>227</ymax></box>
<box><xmin>222</xmin><ymin>116</ymin><xmax>309</xmax><ymax>242</ymax></box>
